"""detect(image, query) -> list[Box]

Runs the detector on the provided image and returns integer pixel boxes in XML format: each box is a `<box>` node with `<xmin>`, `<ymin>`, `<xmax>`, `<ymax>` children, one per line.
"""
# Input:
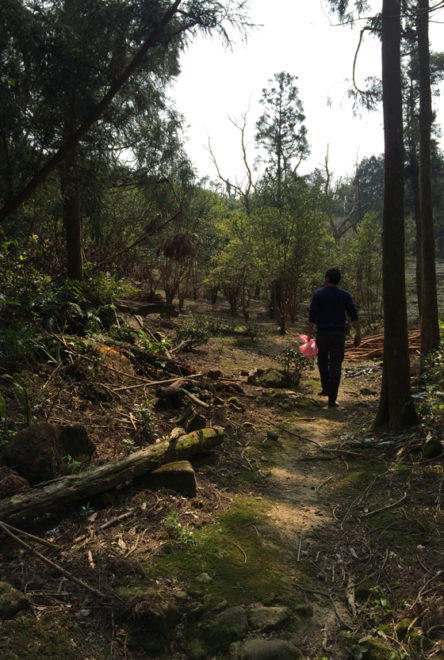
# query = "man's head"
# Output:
<box><xmin>325</xmin><ymin>267</ymin><xmax>341</xmax><ymax>285</ymax></box>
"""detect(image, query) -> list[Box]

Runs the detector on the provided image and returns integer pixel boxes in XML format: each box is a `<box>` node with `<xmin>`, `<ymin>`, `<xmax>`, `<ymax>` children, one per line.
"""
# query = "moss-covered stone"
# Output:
<box><xmin>201</xmin><ymin>605</ymin><xmax>248</xmax><ymax>650</ymax></box>
<box><xmin>145</xmin><ymin>460</ymin><xmax>197</xmax><ymax>497</ymax></box>
<box><xmin>256</xmin><ymin>369</ymin><xmax>291</xmax><ymax>389</ymax></box>
<box><xmin>247</xmin><ymin>605</ymin><xmax>291</xmax><ymax>631</ymax></box>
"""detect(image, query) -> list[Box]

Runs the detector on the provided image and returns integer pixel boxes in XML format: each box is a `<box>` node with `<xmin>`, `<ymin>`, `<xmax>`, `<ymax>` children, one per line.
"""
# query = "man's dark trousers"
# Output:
<box><xmin>316</xmin><ymin>331</ymin><xmax>345</xmax><ymax>406</ymax></box>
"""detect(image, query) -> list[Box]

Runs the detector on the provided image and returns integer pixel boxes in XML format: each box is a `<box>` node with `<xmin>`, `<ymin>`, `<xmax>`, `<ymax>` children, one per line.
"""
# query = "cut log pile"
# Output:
<box><xmin>345</xmin><ymin>329</ymin><xmax>421</xmax><ymax>361</ymax></box>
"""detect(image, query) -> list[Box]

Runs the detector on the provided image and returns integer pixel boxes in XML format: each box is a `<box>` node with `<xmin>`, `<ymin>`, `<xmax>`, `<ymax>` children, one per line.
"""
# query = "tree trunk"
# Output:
<box><xmin>417</xmin><ymin>0</ymin><xmax>440</xmax><ymax>356</ymax></box>
<box><xmin>0</xmin><ymin>427</ymin><xmax>224</xmax><ymax>524</ymax></box>
<box><xmin>375</xmin><ymin>0</ymin><xmax>417</xmax><ymax>429</ymax></box>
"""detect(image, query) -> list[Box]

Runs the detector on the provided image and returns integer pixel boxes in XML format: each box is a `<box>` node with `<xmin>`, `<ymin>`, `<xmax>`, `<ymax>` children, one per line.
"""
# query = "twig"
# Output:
<box><xmin>297</xmin><ymin>533</ymin><xmax>303</xmax><ymax>561</ymax></box>
<box><xmin>226</xmin><ymin>541</ymin><xmax>247</xmax><ymax>563</ymax></box>
<box><xmin>361</xmin><ymin>492</ymin><xmax>408</xmax><ymax>518</ymax></box>
<box><xmin>0</xmin><ymin>520</ymin><xmax>61</xmax><ymax>551</ymax></box>
<box><xmin>0</xmin><ymin>521</ymin><xmax>107</xmax><ymax>599</ymax></box>
<box><xmin>112</xmin><ymin>373</ymin><xmax>203</xmax><ymax>393</ymax></box>
<box><xmin>316</xmin><ymin>476</ymin><xmax>334</xmax><ymax>492</ymax></box>
<box><xmin>179</xmin><ymin>388</ymin><xmax>210</xmax><ymax>408</ymax></box>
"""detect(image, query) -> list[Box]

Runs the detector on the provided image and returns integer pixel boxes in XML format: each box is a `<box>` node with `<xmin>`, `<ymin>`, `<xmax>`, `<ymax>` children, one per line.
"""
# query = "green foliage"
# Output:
<box><xmin>176</xmin><ymin>321</ymin><xmax>210</xmax><ymax>347</ymax></box>
<box><xmin>278</xmin><ymin>347</ymin><xmax>315</xmax><ymax>385</ymax></box>
<box><xmin>417</xmin><ymin>321</ymin><xmax>444</xmax><ymax>424</ymax></box>
<box><xmin>2</xmin><ymin>375</ymin><xmax>33</xmax><ymax>426</ymax></box>
<box><xmin>134</xmin><ymin>330</ymin><xmax>171</xmax><ymax>355</ymax></box>
<box><xmin>256</xmin><ymin>71</ymin><xmax>309</xmax><ymax>185</ymax></box>
<box><xmin>64</xmin><ymin>454</ymin><xmax>84</xmax><ymax>474</ymax></box>
<box><xmin>133</xmin><ymin>400</ymin><xmax>157</xmax><ymax>440</ymax></box>
<box><xmin>338</xmin><ymin>212</ymin><xmax>383</xmax><ymax>324</ymax></box>
<box><xmin>164</xmin><ymin>511</ymin><xmax>195</xmax><ymax>547</ymax></box>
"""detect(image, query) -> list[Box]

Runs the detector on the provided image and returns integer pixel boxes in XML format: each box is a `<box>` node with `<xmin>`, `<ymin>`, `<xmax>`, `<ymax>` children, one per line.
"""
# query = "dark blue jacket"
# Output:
<box><xmin>309</xmin><ymin>285</ymin><xmax>358</xmax><ymax>332</ymax></box>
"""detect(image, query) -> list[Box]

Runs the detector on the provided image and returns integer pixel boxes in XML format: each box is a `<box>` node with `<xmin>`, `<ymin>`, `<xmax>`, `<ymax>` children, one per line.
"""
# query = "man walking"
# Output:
<box><xmin>307</xmin><ymin>268</ymin><xmax>361</xmax><ymax>409</ymax></box>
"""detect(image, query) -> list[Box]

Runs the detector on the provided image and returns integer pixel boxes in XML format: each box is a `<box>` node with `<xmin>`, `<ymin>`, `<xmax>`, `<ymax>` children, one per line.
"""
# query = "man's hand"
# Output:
<box><xmin>353</xmin><ymin>334</ymin><xmax>361</xmax><ymax>347</ymax></box>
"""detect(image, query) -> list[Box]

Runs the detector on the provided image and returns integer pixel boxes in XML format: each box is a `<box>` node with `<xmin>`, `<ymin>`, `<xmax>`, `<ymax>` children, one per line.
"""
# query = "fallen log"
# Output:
<box><xmin>0</xmin><ymin>427</ymin><xmax>224</xmax><ymax>524</ymax></box>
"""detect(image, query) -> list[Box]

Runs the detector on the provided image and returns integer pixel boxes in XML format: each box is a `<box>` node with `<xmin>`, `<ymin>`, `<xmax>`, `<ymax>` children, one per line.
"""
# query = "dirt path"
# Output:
<box><xmin>257</xmin><ymin>379</ymin><xmax>379</xmax><ymax>657</ymax></box>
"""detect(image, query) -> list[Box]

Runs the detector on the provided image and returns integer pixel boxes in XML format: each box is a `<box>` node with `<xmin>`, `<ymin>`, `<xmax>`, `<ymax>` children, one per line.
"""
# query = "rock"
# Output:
<box><xmin>255</xmin><ymin>369</ymin><xmax>291</xmax><ymax>389</ymax></box>
<box><xmin>293</xmin><ymin>603</ymin><xmax>313</xmax><ymax>618</ymax></box>
<box><xmin>186</xmin><ymin>637</ymin><xmax>209</xmax><ymax>659</ymax></box>
<box><xmin>131</xmin><ymin>595</ymin><xmax>180</xmax><ymax>629</ymax></box>
<box><xmin>146</xmin><ymin>460</ymin><xmax>197</xmax><ymax>497</ymax></box>
<box><xmin>187</xmin><ymin>602</ymin><xmax>205</xmax><ymax>622</ymax></box>
<box><xmin>423</xmin><ymin>437</ymin><xmax>442</xmax><ymax>459</ymax></box>
<box><xmin>1</xmin><ymin>423</ymin><xmax>64</xmax><ymax>484</ymax></box>
<box><xmin>207</xmin><ymin>369</ymin><xmax>223</xmax><ymax>379</ymax></box>
<box><xmin>230</xmin><ymin>638</ymin><xmax>300</xmax><ymax>659</ymax></box>
<box><xmin>247</xmin><ymin>605</ymin><xmax>291</xmax><ymax>631</ymax></box>
<box><xmin>202</xmin><ymin>594</ymin><xmax>228</xmax><ymax>611</ymax></box>
<box><xmin>57</xmin><ymin>424</ymin><xmax>95</xmax><ymax>461</ymax></box>
<box><xmin>0</xmin><ymin>582</ymin><xmax>28</xmax><ymax>619</ymax></box>
<box><xmin>186</xmin><ymin>413</ymin><xmax>207</xmax><ymax>432</ymax></box>
<box><xmin>0</xmin><ymin>467</ymin><xmax>30</xmax><ymax>499</ymax></box>
<box><xmin>203</xmin><ymin>605</ymin><xmax>248</xmax><ymax>651</ymax></box>
<box><xmin>196</xmin><ymin>572</ymin><xmax>213</xmax><ymax>584</ymax></box>
<box><xmin>1</xmin><ymin>423</ymin><xmax>95</xmax><ymax>485</ymax></box>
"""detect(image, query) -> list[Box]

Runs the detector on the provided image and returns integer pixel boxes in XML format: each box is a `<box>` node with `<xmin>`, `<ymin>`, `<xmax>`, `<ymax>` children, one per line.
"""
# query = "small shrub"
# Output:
<box><xmin>133</xmin><ymin>400</ymin><xmax>157</xmax><ymax>440</ymax></box>
<box><xmin>164</xmin><ymin>511</ymin><xmax>195</xmax><ymax>547</ymax></box>
<box><xmin>278</xmin><ymin>346</ymin><xmax>315</xmax><ymax>385</ymax></box>
<box><xmin>176</xmin><ymin>322</ymin><xmax>210</xmax><ymax>348</ymax></box>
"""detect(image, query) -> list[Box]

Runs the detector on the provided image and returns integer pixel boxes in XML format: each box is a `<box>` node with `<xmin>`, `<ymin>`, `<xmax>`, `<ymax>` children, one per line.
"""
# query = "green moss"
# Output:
<box><xmin>113</xmin><ymin>582</ymin><xmax>150</xmax><ymax>602</ymax></box>
<box><xmin>148</xmin><ymin>496</ymin><xmax>309</xmax><ymax>609</ymax></box>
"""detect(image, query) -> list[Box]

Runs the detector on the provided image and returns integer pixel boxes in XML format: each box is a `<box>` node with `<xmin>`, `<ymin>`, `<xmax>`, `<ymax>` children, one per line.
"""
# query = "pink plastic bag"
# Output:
<box><xmin>299</xmin><ymin>334</ymin><xmax>318</xmax><ymax>358</ymax></box>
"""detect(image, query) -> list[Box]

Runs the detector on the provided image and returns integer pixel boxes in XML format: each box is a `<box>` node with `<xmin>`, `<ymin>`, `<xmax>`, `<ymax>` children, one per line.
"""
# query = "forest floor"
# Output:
<box><xmin>0</xmin><ymin>299</ymin><xmax>443</xmax><ymax>659</ymax></box>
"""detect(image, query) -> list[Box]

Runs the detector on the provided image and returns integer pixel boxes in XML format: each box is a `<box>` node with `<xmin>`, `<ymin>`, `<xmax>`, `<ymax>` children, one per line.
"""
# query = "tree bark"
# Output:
<box><xmin>375</xmin><ymin>0</ymin><xmax>417</xmax><ymax>429</ymax></box>
<box><xmin>417</xmin><ymin>0</ymin><xmax>440</xmax><ymax>355</ymax></box>
<box><xmin>0</xmin><ymin>427</ymin><xmax>224</xmax><ymax>524</ymax></box>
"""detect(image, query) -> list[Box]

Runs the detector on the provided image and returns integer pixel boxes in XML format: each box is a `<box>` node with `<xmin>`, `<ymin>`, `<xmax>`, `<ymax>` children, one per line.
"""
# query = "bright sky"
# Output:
<box><xmin>171</xmin><ymin>0</ymin><xmax>444</xmax><ymax>185</ymax></box>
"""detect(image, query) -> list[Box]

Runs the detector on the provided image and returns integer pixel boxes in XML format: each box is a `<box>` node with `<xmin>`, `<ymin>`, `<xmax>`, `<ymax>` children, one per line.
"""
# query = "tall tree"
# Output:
<box><xmin>255</xmin><ymin>72</ymin><xmax>309</xmax><ymax>205</ymax></box>
<box><xmin>327</xmin><ymin>0</ymin><xmax>417</xmax><ymax>428</ymax></box>
<box><xmin>375</xmin><ymin>0</ymin><xmax>417</xmax><ymax>428</ymax></box>
<box><xmin>417</xmin><ymin>0</ymin><xmax>440</xmax><ymax>355</ymax></box>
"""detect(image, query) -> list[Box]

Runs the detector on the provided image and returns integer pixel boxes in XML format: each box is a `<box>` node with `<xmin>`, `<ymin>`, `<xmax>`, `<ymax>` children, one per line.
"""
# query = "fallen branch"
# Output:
<box><xmin>179</xmin><ymin>388</ymin><xmax>210</xmax><ymax>408</ymax></box>
<box><xmin>0</xmin><ymin>521</ymin><xmax>106</xmax><ymax>599</ymax></box>
<box><xmin>361</xmin><ymin>492</ymin><xmax>408</xmax><ymax>518</ymax></box>
<box><xmin>112</xmin><ymin>373</ymin><xmax>203</xmax><ymax>393</ymax></box>
<box><xmin>0</xmin><ymin>427</ymin><xmax>224</xmax><ymax>524</ymax></box>
<box><xmin>0</xmin><ymin>520</ymin><xmax>61</xmax><ymax>551</ymax></box>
